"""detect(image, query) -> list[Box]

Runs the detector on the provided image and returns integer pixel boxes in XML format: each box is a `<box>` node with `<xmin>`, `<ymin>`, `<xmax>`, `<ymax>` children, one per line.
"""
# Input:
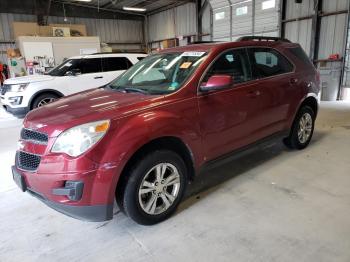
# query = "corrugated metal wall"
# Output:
<box><xmin>148</xmin><ymin>3</ymin><xmax>197</xmax><ymax>42</ymax></box>
<box><xmin>282</xmin><ymin>0</ymin><xmax>349</xmax><ymax>101</ymax></box>
<box><xmin>210</xmin><ymin>0</ymin><xmax>280</xmax><ymax>41</ymax></box>
<box><xmin>0</xmin><ymin>13</ymin><xmax>144</xmax><ymax>64</ymax></box>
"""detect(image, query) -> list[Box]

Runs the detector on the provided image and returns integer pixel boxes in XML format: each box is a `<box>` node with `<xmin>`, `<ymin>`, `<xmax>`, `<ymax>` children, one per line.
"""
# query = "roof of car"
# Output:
<box><xmin>69</xmin><ymin>53</ymin><xmax>147</xmax><ymax>59</ymax></box>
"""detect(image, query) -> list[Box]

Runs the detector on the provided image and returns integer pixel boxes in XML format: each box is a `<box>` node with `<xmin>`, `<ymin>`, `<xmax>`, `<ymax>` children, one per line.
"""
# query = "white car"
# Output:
<box><xmin>0</xmin><ymin>53</ymin><xmax>147</xmax><ymax>116</ymax></box>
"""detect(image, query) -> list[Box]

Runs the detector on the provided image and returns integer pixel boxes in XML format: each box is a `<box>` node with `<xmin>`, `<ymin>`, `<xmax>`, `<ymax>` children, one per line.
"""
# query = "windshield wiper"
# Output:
<box><xmin>110</xmin><ymin>86</ymin><xmax>149</xmax><ymax>94</ymax></box>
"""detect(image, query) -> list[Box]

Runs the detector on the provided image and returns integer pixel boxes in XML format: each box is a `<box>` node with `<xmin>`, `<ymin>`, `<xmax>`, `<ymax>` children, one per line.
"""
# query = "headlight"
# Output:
<box><xmin>51</xmin><ymin>120</ymin><xmax>110</xmax><ymax>157</ymax></box>
<box><xmin>10</xmin><ymin>83</ymin><xmax>29</xmax><ymax>92</ymax></box>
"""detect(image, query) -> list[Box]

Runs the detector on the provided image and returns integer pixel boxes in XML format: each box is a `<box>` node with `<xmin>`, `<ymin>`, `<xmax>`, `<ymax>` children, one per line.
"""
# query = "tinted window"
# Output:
<box><xmin>204</xmin><ymin>48</ymin><xmax>252</xmax><ymax>84</ymax></box>
<box><xmin>102</xmin><ymin>57</ymin><xmax>133</xmax><ymax>72</ymax></box>
<box><xmin>48</xmin><ymin>59</ymin><xmax>82</xmax><ymax>76</ymax></box>
<box><xmin>81</xmin><ymin>58</ymin><xmax>102</xmax><ymax>74</ymax></box>
<box><xmin>288</xmin><ymin>47</ymin><xmax>314</xmax><ymax>67</ymax></box>
<box><xmin>137</xmin><ymin>57</ymin><xmax>145</xmax><ymax>61</ymax></box>
<box><xmin>248</xmin><ymin>48</ymin><xmax>293</xmax><ymax>78</ymax></box>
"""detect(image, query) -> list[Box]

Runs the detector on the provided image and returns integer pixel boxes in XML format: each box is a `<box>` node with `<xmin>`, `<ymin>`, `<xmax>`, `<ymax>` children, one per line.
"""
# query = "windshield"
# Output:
<box><xmin>48</xmin><ymin>59</ymin><xmax>81</xmax><ymax>76</ymax></box>
<box><xmin>108</xmin><ymin>51</ymin><xmax>207</xmax><ymax>95</ymax></box>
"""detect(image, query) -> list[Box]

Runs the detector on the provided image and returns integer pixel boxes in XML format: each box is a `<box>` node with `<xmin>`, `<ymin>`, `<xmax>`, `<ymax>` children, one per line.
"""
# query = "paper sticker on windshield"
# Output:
<box><xmin>181</xmin><ymin>52</ymin><xmax>205</xmax><ymax>57</ymax></box>
<box><xmin>180</xmin><ymin>62</ymin><xmax>192</xmax><ymax>69</ymax></box>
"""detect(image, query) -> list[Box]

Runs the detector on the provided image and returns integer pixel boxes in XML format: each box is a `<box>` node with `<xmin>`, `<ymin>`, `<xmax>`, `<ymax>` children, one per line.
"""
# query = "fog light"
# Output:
<box><xmin>9</xmin><ymin>96</ymin><xmax>23</xmax><ymax>105</ymax></box>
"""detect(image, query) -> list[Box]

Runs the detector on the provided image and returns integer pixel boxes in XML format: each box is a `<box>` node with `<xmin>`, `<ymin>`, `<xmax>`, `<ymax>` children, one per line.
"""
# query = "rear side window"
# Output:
<box><xmin>248</xmin><ymin>48</ymin><xmax>293</xmax><ymax>78</ymax></box>
<box><xmin>102</xmin><ymin>57</ymin><xmax>133</xmax><ymax>72</ymax></box>
<box><xmin>137</xmin><ymin>57</ymin><xmax>145</xmax><ymax>61</ymax></box>
<box><xmin>288</xmin><ymin>47</ymin><xmax>314</xmax><ymax>67</ymax></box>
<box><xmin>80</xmin><ymin>58</ymin><xmax>102</xmax><ymax>74</ymax></box>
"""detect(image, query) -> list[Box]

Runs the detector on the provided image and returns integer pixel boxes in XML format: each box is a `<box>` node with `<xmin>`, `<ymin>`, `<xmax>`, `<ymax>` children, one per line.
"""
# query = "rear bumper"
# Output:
<box><xmin>27</xmin><ymin>187</ymin><xmax>113</xmax><ymax>222</ymax></box>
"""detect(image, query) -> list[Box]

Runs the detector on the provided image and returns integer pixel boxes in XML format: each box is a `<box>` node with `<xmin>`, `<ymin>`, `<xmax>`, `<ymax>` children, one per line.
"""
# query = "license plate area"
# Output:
<box><xmin>12</xmin><ymin>167</ymin><xmax>27</xmax><ymax>192</ymax></box>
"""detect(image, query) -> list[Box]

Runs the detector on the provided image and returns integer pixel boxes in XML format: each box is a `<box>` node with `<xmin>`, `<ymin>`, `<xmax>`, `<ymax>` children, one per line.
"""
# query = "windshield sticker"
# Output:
<box><xmin>180</xmin><ymin>62</ymin><xmax>192</xmax><ymax>69</ymax></box>
<box><xmin>181</xmin><ymin>51</ymin><xmax>205</xmax><ymax>57</ymax></box>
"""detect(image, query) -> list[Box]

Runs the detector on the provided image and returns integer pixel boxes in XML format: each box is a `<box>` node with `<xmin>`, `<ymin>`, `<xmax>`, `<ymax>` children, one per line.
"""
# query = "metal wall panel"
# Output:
<box><xmin>322</xmin><ymin>0</ymin><xmax>348</xmax><ymax>12</ymax></box>
<box><xmin>285</xmin><ymin>19</ymin><xmax>313</xmax><ymax>55</ymax></box>
<box><xmin>285</xmin><ymin>0</ymin><xmax>314</xmax><ymax>20</ymax></box>
<box><xmin>148</xmin><ymin>3</ymin><xmax>197</xmax><ymax>42</ymax></box>
<box><xmin>318</xmin><ymin>13</ymin><xmax>348</xmax><ymax>59</ymax></box>
<box><xmin>231</xmin><ymin>0</ymin><xmax>253</xmax><ymax>38</ymax></box>
<box><xmin>175</xmin><ymin>3</ymin><xmax>197</xmax><ymax>37</ymax></box>
<box><xmin>213</xmin><ymin>6</ymin><xmax>231</xmax><ymax>40</ymax></box>
<box><xmin>254</xmin><ymin>0</ymin><xmax>280</xmax><ymax>35</ymax></box>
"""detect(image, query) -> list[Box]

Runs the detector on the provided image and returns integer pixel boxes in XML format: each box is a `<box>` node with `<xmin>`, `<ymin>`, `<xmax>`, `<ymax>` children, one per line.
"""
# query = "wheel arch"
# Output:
<box><xmin>115</xmin><ymin>136</ymin><xmax>196</xmax><ymax>199</ymax></box>
<box><xmin>29</xmin><ymin>89</ymin><xmax>64</xmax><ymax>109</ymax></box>
<box><xmin>299</xmin><ymin>95</ymin><xmax>318</xmax><ymax>117</ymax></box>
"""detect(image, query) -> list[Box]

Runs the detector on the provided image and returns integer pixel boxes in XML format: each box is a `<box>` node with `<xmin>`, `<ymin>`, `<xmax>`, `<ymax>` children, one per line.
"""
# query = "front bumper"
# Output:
<box><xmin>3</xmin><ymin>104</ymin><xmax>30</xmax><ymax>116</ymax></box>
<box><xmin>12</xmin><ymin>160</ymin><xmax>117</xmax><ymax>222</ymax></box>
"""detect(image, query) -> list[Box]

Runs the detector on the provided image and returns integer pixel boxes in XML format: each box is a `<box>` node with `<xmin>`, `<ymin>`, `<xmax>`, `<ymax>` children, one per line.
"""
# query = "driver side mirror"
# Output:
<box><xmin>200</xmin><ymin>75</ymin><xmax>233</xmax><ymax>92</ymax></box>
<box><xmin>65</xmin><ymin>68</ymin><xmax>81</xmax><ymax>76</ymax></box>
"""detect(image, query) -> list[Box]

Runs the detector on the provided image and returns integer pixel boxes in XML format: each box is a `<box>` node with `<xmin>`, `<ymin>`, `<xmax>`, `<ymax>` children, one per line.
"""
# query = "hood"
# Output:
<box><xmin>24</xmin><ymin>88</ymin><xmax>162</xmax><ymax>137</ymax></box>
<box><xmin>5</xmin><ymin>75</ymin><xmax>55</xmax><ymax>85</ymax></box>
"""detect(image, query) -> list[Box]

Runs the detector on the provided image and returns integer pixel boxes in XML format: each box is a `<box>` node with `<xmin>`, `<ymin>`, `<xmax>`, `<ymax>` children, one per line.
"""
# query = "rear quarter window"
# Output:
<box><xmin>288</xmin><ymin>47</ymin><xmax>314</xmax><ymax>68</ymax></box>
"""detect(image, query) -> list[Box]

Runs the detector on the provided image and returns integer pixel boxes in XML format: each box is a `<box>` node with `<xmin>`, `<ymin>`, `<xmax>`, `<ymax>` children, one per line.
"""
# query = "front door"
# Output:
<box><xmin>198</xmin><ymin>48</ymin><xmax>264</xmax><ymax>161</ymax></box>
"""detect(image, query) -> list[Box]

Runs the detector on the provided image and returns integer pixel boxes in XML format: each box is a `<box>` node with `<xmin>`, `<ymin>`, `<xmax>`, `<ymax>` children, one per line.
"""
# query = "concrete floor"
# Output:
<box><xmin>1</xmin><ymin>101</ymin><xmax>350</xmax><ymax>262</ymax></box>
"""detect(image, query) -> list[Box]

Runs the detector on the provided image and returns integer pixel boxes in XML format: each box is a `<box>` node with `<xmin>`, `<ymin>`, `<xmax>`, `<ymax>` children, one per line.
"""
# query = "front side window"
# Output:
<box><xmin>108</xmin><ymin>51</ymin><xmax>207</xmax><ymax>95</ymax></box>
<box><xmin>248</xmin><ymin>48</ymin><xmax>293</xmax><ymax>78</ymax></box>
<box><xmin>203</xmin><ymin>48</ymin><xmax>252</xmax><ymax>84</ymax></box>
<box><xmin>48</xmin><ymin>59</ymin><xmax>82</xmax><ymax>76</ymax></box>
<box><xmin>102</xmin><ymin>57</ymin><xmax>133</xmax><ymax>72</ymax></box>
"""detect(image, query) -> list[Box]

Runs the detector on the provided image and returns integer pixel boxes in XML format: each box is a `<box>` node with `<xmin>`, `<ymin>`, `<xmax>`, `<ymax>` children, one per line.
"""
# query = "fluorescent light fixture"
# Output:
<box><xmin>74</xmin><ymin>0</ymin><xmax>92</xmax><ymax>2</ymax></box>
<box><xmin>123</xmin><ymin>6</ymin><xmax>147</xmax><ymax>12</ymax></box>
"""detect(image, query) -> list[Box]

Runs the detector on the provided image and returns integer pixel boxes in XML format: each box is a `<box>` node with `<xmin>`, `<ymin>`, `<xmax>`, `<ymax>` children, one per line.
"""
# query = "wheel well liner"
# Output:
<box><xmin>30</xmin><ymin>90</ymin><xmax>64</xmax><ymax>109</ymax></box>
<box><xmin>300</xmin><ymin>96</ymin><xmax>318</xmax><ymax>116</ymax></box>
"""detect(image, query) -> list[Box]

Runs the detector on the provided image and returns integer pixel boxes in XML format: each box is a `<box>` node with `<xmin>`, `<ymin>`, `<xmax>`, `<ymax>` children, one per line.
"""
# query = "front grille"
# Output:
<box><xmin>17</xmin><ymin>151</ymin><xmax>41</xmax><ymax>171</ymax></box>
<box><xmin>21</xmin><ymin>128</ymin><xmax>48</xmax><ymax>144</ymax></box>
<box><xmin>0</xmin><ymin>84</ymin><xmax>10</xmax><ymax>95</ymax></box>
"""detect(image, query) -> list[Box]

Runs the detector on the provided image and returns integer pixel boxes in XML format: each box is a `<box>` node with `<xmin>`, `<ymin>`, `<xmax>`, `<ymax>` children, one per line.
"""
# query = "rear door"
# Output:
<box><xmin>246</xmin><ymin>47</ymin><xmax>295</xmax><ymax>137</ymax></box>
<box><xmin>102</xmin><ymin>57</ymin><xmax>133</xmax><ymax>83</ymax></box>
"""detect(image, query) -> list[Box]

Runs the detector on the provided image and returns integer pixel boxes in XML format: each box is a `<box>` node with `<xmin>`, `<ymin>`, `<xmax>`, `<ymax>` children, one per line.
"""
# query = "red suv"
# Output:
<box><xmin>12</xmin><ymin>37</ymin><xmax>320</xmax><ymax>225</ymax></box>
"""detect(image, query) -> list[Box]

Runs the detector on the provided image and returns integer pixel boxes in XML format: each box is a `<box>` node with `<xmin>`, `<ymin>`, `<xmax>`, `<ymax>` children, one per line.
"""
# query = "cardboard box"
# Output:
<box><xmin>52</xmin><ymin>27</ymin><xmax>71</xmax><ymax>37</ymax></box>
<box><xmin>13</xmin><ymin>22</ymin><xmax>87</xmax><ymax>38</ymax></box>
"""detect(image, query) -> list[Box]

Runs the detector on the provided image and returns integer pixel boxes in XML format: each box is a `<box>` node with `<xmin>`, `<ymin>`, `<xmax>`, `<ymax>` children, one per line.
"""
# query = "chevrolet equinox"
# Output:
<box><xmin>12</xmin><ymin>37</ymin><xmax>320</xmax><ymax>225</ymax></box>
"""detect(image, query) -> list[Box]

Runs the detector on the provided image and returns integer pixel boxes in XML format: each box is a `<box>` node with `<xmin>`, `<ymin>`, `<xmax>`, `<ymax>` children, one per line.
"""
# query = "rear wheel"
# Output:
<box><xmin>283</xmin><ymin>105</ymin><xmax>315</xmax><ymax>149</ymax></box>
<box><xmin>119</xmin><ymin>150</ymin><xmax>187</xmax><ymax>225</ymax></box>
<box><xmin>32</xmin><ymin>93</ymin><xmax>59</xmax><ymax>109</ymax></box>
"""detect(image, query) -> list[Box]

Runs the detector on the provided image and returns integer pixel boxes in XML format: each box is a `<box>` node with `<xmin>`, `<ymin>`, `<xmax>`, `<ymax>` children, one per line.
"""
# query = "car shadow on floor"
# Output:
<box><xmin>178</xmin><ymin>130</ymin><xmax>328</xmax><ymax>214</ymax></box>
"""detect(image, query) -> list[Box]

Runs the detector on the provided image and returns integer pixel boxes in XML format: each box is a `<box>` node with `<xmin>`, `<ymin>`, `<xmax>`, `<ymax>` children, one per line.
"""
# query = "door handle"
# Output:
<box><xmin>247</xmin><ymin>90</ymin><xmax>261</xmax><ymax>98</ymax></box>
<box><xmin>94</xmin><ymin>76</ymin><xmax>103</xmax><ymax>79</ymax></box>
<box><xmin>290</xmin><ymin>78</ymin><xmax>298</xmax><ymax>84</ymax></box>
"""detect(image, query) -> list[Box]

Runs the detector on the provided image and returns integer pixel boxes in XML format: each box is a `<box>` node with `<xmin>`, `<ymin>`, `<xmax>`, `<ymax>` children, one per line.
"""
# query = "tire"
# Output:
<box><xmin>32</xmin><ymin>93</ymin><xmax>59</xmax><ymax>109</ymax></box>
<box><xmin>283</xmin><ymin>105</ymin><xmax>315</xmax><ymax>150</ymax></box>
<box><xmin>120</xmin><ymin>150</ymin><xmax>187</xmax><ymax>225</ymax></box>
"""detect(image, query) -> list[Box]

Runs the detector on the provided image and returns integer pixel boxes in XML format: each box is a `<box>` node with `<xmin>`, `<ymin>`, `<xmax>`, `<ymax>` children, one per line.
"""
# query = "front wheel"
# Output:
<box><xmin>32</xmin><ymin>93</ymin><xmax>59</xmax><ymax>109</ymax></box>
<box><xmin>283</xmin><ymin>105</ymin><xmax>315</xmax><ymax>149</ymax></box>
<box><xmin>120</xmin><ymin>150</ymin><xmax>187</xmax><ymax>225</ymax></box>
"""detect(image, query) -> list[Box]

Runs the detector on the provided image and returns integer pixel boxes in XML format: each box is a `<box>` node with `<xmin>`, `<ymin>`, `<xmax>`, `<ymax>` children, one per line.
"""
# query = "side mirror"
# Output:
<box><xmin>200</xmin><ymin>75</ymin><xmax>233</xmax><ymax>92</ymax></box>
<box><xmin>66</xmin><ymin>69</ymin><xmax>81</xmax><ymax>76</ymax></box>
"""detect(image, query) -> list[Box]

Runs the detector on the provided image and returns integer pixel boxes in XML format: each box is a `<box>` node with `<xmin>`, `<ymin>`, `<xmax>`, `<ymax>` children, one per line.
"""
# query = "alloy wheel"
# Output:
<box><xmin>297</xmin><ymin>112</ymin><xmax>313</xmax><ymax>144</ymax></box>
<box><xmin>37</xmin><ymin>98</ymin><xmax>56</xmax><ymax>107</ymax></box>
<box><xmin>138</xmin><ymin>163</ymin><xmax>181</xmax><ymax>215</ymax></box>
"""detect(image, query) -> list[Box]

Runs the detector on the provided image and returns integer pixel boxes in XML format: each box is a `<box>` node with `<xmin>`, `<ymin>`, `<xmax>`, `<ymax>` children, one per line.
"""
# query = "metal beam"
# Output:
<box><xmin>310</xmin><ymin>0</ymin><xmax>322</xmax><ymax>61</ymax></box>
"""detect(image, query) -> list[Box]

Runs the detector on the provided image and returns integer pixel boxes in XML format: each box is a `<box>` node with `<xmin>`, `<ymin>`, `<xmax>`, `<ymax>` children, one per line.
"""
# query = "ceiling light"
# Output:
<box><xmin>74</xmin><ymin>0</ymin><xmax>92</xmax><ymax>2</ymax></box>
<box><xmin>123</xmin><ymin>6</ymin><xmax>147</xmax><ymax>12</ymax></box>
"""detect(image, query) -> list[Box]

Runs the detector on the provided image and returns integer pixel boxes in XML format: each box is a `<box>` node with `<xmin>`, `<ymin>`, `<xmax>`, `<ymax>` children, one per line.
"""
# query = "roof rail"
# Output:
<box><xmin>91</xmin><ymin>51</ymin><xmax>147</xmax><ymax>55</ymax></box>
<box><xmin>189</xmin><ymin>41</ymin><xmax>221</xmax><ymax>44</ymax></box>
<box><xmin>237</xmin><ymin>36</ymin><xmax>291</xmax><ymax>43</ymax></box>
